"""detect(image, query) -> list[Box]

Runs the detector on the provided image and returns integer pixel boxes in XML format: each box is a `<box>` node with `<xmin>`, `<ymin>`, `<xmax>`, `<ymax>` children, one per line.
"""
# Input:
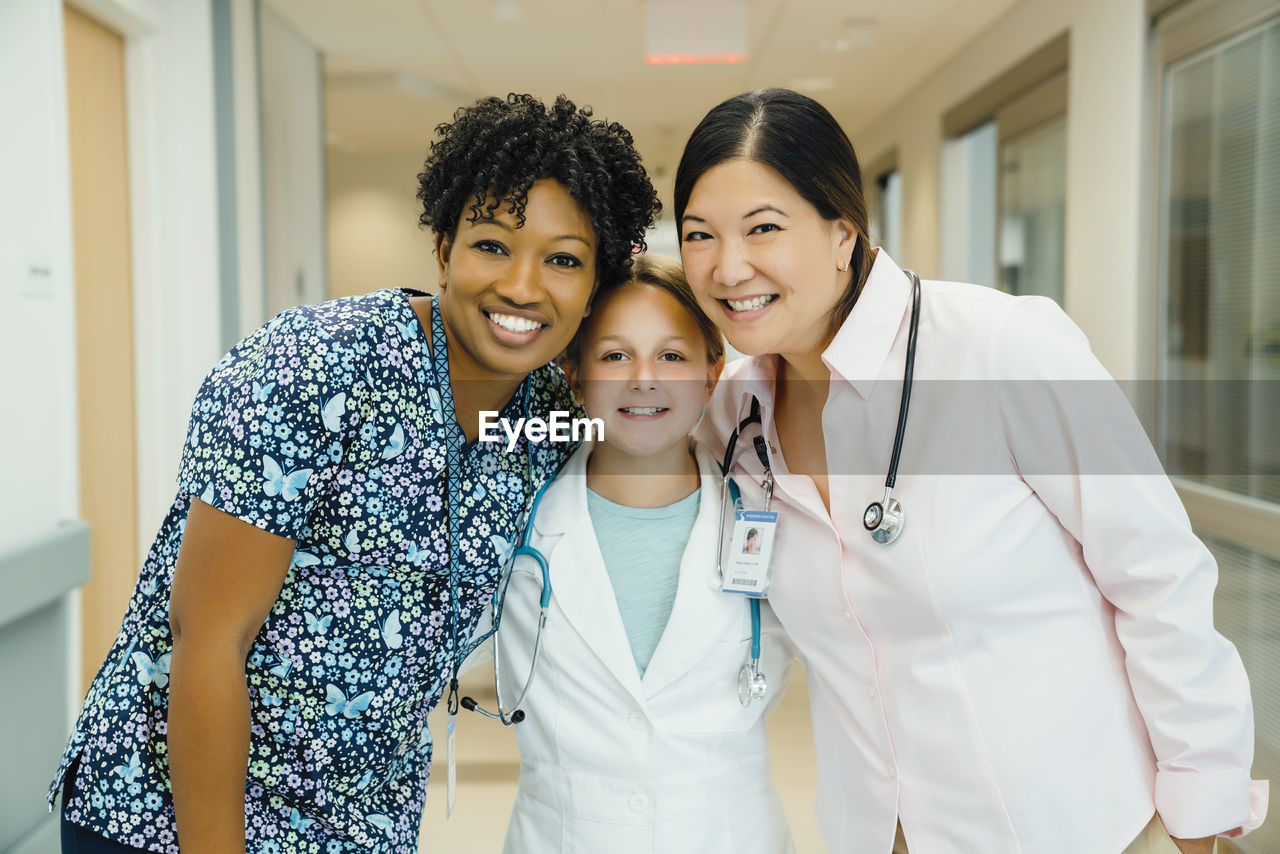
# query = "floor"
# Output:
<box><xmin>418</xmin><ymin>663</ymin><xmax>827</xmax><ymax>852</ymax></box>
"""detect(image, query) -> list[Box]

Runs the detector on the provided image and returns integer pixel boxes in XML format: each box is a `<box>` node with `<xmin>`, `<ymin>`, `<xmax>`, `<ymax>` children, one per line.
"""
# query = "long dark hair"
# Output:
<box><xmin>673</xmin><ymin>88</ymin><xmax>874</xmax><ymax>334</ymax></box>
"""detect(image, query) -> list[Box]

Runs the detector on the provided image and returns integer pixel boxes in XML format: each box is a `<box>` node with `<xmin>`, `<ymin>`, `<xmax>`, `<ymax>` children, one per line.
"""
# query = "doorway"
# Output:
<box><xmin>64</xmin><ymin>4</ymin><xmax>140</xmax><ymax>691</ymax></box>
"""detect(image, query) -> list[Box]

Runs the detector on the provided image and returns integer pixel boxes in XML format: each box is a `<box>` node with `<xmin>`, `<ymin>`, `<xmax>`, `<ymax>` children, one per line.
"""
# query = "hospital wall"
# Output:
<box><xmin>0</xmin><ymin>3</ymin><xmax>223</xmax><ymax>848</ymax></box>
<box><xmin>0</xmin><ymin>3</ymin><xmax>317</xmax><ymax>847</ymax></box>
<box><xmin>323</xmin><ymin>1</ymin><xmax>1153</xmax><ymax>382</ymax></box>
<box><xmin>0</xmin><ymin>0</ymin><xmax>227</xmax><ymax>624</ymax></box>
<box><xmin>0</xmin><ymin>0</ymin><xmax>333</xmax><ymax>560</ymax></box>
<box><xmin>328</xmin><ymin>150</ymin><xmax>438</xmax><ymax>298</ymax></box>
<box><xmin>849</xmin><ymin>0</ymin><xmax>1150</xmax><ymax>381</ymax></box>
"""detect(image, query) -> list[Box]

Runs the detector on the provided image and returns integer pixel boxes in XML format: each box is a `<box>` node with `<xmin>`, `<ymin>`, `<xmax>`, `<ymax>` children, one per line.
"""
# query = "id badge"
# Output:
<box><xmin>721</xmin><ymin>509</ymin><xmax>778</xmax><ymax>597</ymax></box>
<box><xmin>445</xmin><ymin>712</ymin><xmax>457</xmax><ymax>818</ymax></box>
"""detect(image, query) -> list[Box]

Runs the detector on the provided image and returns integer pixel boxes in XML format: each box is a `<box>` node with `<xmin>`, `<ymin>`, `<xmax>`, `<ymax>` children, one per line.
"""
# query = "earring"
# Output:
<box><xmin>838</xmin><ymin>260</ymin><xmax>849</xmax><ymax>272</ymax></box>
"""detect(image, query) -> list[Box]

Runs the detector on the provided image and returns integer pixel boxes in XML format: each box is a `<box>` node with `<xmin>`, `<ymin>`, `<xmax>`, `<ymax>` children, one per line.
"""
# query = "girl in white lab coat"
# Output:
<box><xmin>495</xmin><ymin>254</ymin><xmax>796</xmax><ymax>854</ymax></box>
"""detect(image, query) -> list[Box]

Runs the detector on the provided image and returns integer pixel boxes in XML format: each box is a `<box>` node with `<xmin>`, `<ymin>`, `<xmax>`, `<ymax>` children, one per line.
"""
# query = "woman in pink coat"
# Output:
<box><xmin>678</xmin><ymin>88</ymin><xmax>1267</xmax><ymax>854</ymax></box>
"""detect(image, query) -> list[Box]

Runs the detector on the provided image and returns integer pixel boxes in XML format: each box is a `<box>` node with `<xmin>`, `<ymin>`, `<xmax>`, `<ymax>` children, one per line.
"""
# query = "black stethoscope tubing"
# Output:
<box><xmin>722</xmin><ymin>269</ymin><xmax>921</xmax><ymax>546</ymax></box>
<box><xmin>885</xmin><ymin>270</ymin><xmax>921</xmax><ymax>491</ymax></box>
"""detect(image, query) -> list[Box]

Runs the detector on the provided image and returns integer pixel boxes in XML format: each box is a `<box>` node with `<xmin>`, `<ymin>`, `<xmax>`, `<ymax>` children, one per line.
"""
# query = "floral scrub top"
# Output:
<box><xmin>48</xmin><ymin>288</ymin><xmax>578</xmax><ymax>854</ymax></box>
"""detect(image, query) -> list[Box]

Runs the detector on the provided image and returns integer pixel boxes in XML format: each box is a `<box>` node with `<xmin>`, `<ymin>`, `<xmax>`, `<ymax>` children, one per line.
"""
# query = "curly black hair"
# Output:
<box><xmin>417</xmin><ymin>93</ymin><xmax>661</xmax><ymax>291</ymax></box>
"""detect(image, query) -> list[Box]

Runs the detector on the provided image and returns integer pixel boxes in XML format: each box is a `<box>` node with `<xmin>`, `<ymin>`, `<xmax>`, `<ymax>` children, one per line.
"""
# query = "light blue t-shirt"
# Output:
<box><xmin>586</xmin><ymin>486</ymin><xmax>701</xmax><ymax>676</ymax></box>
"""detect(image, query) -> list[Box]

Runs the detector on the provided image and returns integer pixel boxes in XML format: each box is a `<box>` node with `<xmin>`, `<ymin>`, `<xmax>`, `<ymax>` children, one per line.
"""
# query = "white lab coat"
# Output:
<box><xmin>495</xmin><ymin>441</ymin><xmax>796</xmax><ymax>854</ymax></box>
<box><xmin>696</xmin><ymin>250</ymin><xmax>1268</xmax><ymax>853</ymax></box>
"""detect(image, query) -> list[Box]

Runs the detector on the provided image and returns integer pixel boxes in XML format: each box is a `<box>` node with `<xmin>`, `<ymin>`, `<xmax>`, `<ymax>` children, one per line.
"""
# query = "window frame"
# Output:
<box><xmin>940</xmin><ymin>35</ymin><xmax>1069</xmax><ymax>304</ymax></box>
<box><xmin>1149</xmin><ymin>0</ymin><xmax>1280</xmax><ymax>562</ymax></box>
<box><xmin>864</xmin><ymin>147</ymin><xmax>899</xmax><ymax>257</ymax></box>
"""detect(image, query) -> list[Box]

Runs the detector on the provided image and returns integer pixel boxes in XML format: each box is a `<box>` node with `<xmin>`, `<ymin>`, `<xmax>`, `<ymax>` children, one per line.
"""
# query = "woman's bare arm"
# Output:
<box><xmin>168</xmin><ymin>499</ymin><xmax>295</xmax><ymax>854</ymax></box>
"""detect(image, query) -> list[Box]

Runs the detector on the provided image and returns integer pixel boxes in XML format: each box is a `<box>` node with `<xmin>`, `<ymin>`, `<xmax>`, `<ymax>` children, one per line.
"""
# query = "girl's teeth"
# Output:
<box><xmin>489</xmin><ymin>312</ymin><xmax>543</xmax><ymax>334</ymax></box>
<box><xmin>622</xmin><ymin>407</ymin><xmax>663</xmax><ymax>415</ymax></box>
<box><xmin>726</xmin><ymin>295</ymin><xmax>776</xmax><ymax>312</ymax></box>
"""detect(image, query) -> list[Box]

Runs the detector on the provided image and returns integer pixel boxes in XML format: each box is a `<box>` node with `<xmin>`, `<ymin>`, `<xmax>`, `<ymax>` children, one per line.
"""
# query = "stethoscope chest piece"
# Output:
<box><xmin>863</xmin><ymin>493</ymin><xmax>904</xmax><ymax>545</ymax></box>
<box><xmin>738</xmin><ymin>663</ymin><xmax>768</xmax><ymax>706</ymax></box>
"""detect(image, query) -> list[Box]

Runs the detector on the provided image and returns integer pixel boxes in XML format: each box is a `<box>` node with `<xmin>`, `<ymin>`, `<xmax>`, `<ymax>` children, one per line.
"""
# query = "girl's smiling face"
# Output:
<box><xmin>679</xmin><ymin>158</ymin><xmax>858</xmax><ymax>360</ymax></box>
<box><xmin>436</xmin><ymin>178</ymin><xmax>597</xmax><ymax>386</ymax></box>
<box><xmin>568</xmin><ymin>283</ymin><xmax>720</xmax><ymax>462</ymax></box>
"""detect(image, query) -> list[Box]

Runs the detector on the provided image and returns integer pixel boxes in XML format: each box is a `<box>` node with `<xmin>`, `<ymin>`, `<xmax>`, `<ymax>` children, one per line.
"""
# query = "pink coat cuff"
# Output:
<box><xmin>1155</xmin><ymin>770</ymin><xmax>1269</xmax><ymax>838</ymax></box>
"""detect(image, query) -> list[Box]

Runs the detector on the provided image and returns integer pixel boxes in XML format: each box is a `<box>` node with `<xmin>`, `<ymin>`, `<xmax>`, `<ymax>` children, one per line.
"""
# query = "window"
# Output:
<box><xmin>998</xmin><ymin>115</ymin><xmax>1066</xmax><ymax>302</ymax></box>
<box><xmin>868</xmin><ymin>168</ymin><xmax>902</xmax><ymax>259</ymax></box>
<box><xmin>1204</xmin><ymin>531</ymin><xmax>1280</xmax><ymax>825</ymax></box>
<box><xmin>1157</xmin><ymin>10</ymin><xmax>1280</xmax><ymax>506</ymax></box>
<box><xmin>940</xmin><ymin>122</ymin><xmax>997</xmax><ymax>286</ymax></box>
<box><xmin>940</xmin><ymin>35</ymin><xmax>1067</xmax><ymax>302</ymax></box>
<box><xmin>1154</xmin><ymin>6</ymin><xmax>1280</xmax><ymax>851</ymax></box>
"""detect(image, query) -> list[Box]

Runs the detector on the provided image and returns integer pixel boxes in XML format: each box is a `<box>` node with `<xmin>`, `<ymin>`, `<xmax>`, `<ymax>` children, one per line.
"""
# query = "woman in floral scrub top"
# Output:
<box><xmin>49</xmin><ymin>93</ymin><xmax>660</xmax><ymax>854</ymax></box>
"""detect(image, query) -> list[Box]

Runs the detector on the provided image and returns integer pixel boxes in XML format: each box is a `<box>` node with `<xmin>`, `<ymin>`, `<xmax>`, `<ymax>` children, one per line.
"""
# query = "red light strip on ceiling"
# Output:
<box><xmin>645</xmin><ymin>53</ymin><xmax>748</xmax><ymax>65</ymax></box>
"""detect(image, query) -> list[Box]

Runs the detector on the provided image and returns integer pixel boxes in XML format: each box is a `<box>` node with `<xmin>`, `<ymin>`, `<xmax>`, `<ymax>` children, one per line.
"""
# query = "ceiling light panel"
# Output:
<box><xmin>645</xmin><ymin>0</ymin><xmax>748</xmax><ymax>65</ymax></box>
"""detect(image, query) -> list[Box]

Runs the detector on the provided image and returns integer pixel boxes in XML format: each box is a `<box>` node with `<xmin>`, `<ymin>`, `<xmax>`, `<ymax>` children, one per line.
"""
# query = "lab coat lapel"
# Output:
<box><xmin>537</xmin><ymin>445</ymin><xmax>647</xmax><ymax>704</ymax></box>
<box><xmin>640</xmin><ymin>445</ymin><xmax>746</xmax><ymax>697</ymax></box>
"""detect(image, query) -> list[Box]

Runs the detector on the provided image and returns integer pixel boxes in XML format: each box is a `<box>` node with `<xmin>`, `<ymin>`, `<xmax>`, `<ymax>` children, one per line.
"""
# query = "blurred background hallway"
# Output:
<box><xmin>1</xmin><ymin>0</ymin><xmax>1277</xmax><ymax>851</ymax></box>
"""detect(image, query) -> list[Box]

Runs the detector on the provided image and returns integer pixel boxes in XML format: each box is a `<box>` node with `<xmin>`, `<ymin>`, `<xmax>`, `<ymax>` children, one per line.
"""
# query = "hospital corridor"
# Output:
<box><xmin>1</xmin><ymin>0</ymin><xmax>1277</xmax><ymax>852</ymax></box>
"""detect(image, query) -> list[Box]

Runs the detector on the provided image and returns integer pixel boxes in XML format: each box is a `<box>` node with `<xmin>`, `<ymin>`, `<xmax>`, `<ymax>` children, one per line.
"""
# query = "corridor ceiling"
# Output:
<box><xmin>267</xmin><ymin>0</ymin><xmax>1020</xmax><ymax>204</ymax></box>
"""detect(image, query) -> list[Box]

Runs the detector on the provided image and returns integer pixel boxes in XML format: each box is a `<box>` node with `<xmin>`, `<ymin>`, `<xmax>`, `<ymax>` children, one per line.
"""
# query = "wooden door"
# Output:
<box><xmin>64</xmin><ymin>5</ymin><xmax>140</xmax><ymax>691</ymax></box>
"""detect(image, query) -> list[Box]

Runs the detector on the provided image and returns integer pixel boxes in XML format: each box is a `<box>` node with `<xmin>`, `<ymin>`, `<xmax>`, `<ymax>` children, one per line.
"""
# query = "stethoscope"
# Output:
<box><xmin>469</xmin><ymin>464</ymin><xmax>772</xmax><ymax>719</ymax></box>
<box><xmin>720</xmin><ymin>269</ymin><xmax>921</xmax><ymax>548</ymax></box>
<box><xmin>722</xmin><ymin>476</ymin><xmax>768</xmax><ymax>707</ymax></box>
<box><xmin>460</xmin><ymin>473</ymin><xmax>557</xmax><ymax>726</ymax></box>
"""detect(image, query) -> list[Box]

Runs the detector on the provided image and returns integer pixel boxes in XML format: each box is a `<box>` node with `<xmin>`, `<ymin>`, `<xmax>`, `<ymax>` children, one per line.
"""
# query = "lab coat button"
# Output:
<box><xmin>866</xmin><ymin>684</ymin><xmax>877</xmax><ymax>698</ymax></box>
<box><xmin>842</xmin><ymin>609</ymin><xmax>854</xmax><ymax>621</ymax></box>
<box><xmin>627</xmin><ymin>710</ymin><xmax>646</xmax><ymax>730</ymax></box>
<box><xmin>629</xmin><ymin>793</ymin><xmax>648</xmax><ymax>813</ymax></box>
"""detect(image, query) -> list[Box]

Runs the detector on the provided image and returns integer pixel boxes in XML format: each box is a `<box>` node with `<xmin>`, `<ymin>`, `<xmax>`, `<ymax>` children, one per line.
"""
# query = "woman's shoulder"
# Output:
<box><xmin>269</xmin><ymin>288</ymin><xmax>412</xmax><ymax>346</ymax></box>
<box><xmin>914</xmin><ymin>282</ymin><xmax>1104</xmax><ymax>386</ymax></box>
<box><xmin>918</xmin><ymin>277</ymin><xmax>1026</xmax><ymax>324</ymax></box>
<box><xmin>207</xmin><ymin>289</ymin><xmax>407</xmax><ymax>381</ymax></box>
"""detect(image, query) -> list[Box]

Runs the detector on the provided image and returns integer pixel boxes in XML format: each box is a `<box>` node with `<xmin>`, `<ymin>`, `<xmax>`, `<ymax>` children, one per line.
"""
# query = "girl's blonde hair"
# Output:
<box><xmin>561</xmin><ymin>253</ymin><xmax>724</xmax><ymax>367</ymax></box>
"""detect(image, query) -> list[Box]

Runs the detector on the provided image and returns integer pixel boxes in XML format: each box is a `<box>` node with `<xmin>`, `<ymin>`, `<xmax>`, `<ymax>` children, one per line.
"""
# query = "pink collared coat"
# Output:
<box><xmin>696</xmin><ymin>250</ymin><xmax>1268</xmax><ymax>853</ymax></box>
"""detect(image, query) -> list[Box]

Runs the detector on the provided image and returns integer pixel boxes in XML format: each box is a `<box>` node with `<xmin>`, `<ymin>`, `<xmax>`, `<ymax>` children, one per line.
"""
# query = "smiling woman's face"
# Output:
<box><xmin>436</xmin><ymin>178</ymin><xmax>597</xmax><ymax>386</ymax></box>
<box><xmin>679</xmin><ymin>158</ymin><xmax>856</xmax><ymax>360</ymax></box>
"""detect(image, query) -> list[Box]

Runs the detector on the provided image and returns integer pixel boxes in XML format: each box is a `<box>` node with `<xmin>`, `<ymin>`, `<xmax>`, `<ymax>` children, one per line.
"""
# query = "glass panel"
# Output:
<box><xmin>1159</xmin><ymin>15</ymin><xmax>1280</xmax><ymax>503</ymax></box>
<box><xmin>870</xmin><ymin>169</ymin><xmax>903</xmax><ymax>259</ymax></box>
<box><xmin>1200</xmin><ymin>531</ymin><xmax>1279</xmax><ymax>854</ymax></box>
<box><xmin>997</xmin><ymin>116</ymin><xmax>1066</xmax><ymax>303</ymax></box>
<box><xmin>939</xmin><ymin>121</ymin><xmax>997</xmax><ymax>287</ymax></box>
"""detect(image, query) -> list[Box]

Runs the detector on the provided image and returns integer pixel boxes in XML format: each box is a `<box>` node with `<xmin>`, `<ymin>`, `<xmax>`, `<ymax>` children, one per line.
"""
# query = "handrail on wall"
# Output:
<box><xmin>0</xmin><ymin>521</ymin><xmax>90</xmax><ymax>629</ymax></box>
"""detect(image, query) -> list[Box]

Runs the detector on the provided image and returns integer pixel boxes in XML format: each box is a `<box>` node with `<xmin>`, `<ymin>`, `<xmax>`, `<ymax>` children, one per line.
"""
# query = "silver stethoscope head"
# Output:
<box><xmin>863</xmin><ymin>486</ymin><xmax>904</xmax><ymax>545</ymax></box>
<box><xmin>738</xmin><ymin>659</ymin><xmax>768</xmax><ymax>706</ymax></box>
